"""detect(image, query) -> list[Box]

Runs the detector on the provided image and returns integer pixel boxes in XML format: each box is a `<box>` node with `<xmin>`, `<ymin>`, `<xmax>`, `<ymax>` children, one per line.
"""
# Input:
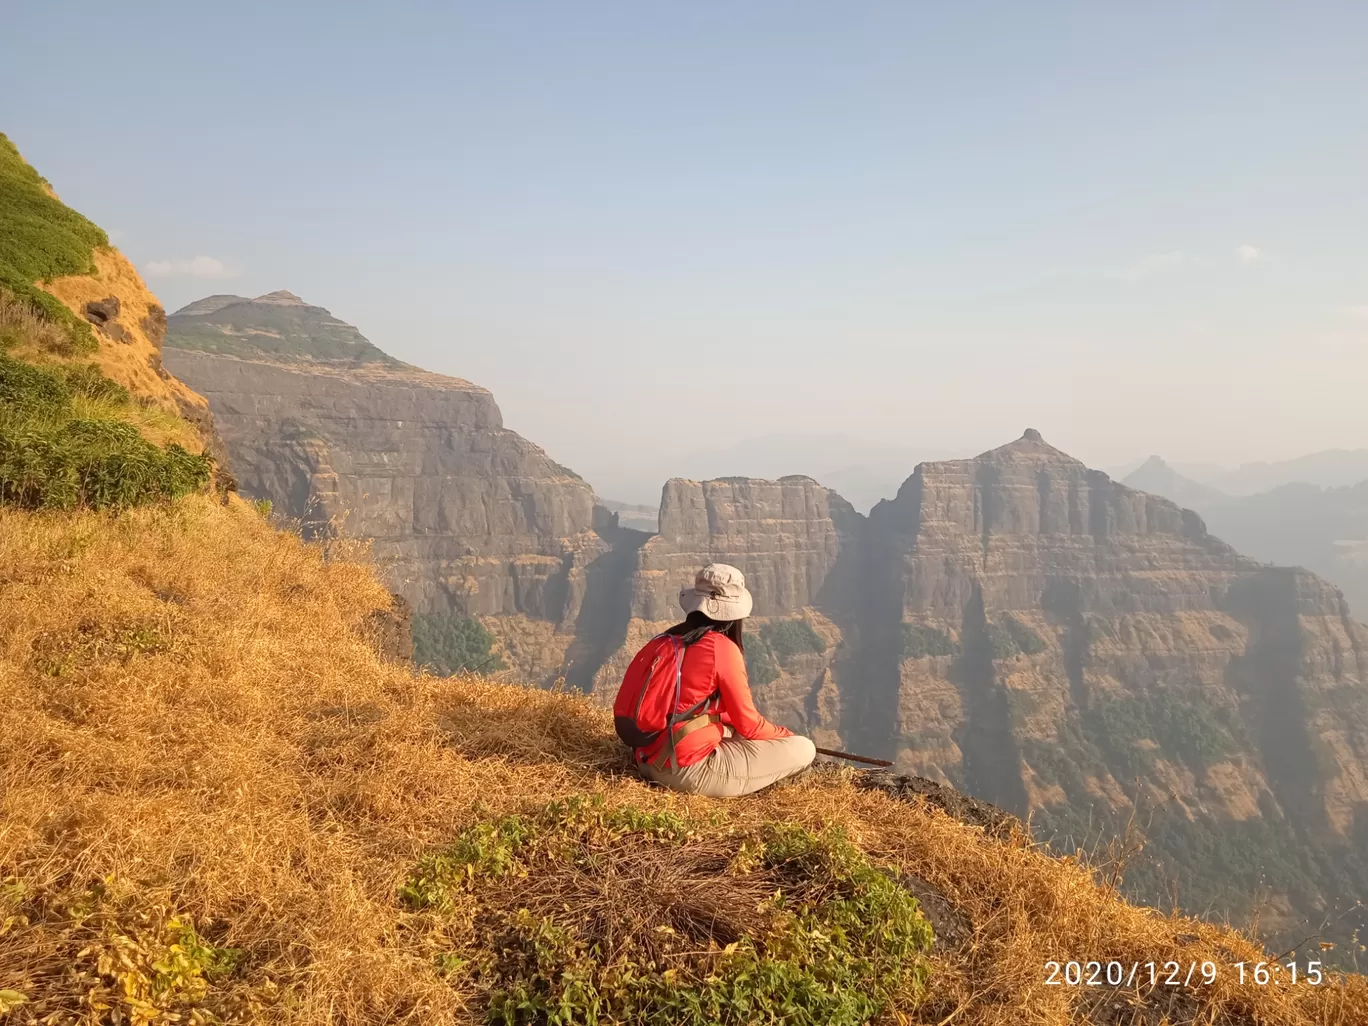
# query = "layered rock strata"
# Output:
<box><xmin>164</xmin><ymin>298</ymin><xmax>610</xmax><ymax>682</ymax></box>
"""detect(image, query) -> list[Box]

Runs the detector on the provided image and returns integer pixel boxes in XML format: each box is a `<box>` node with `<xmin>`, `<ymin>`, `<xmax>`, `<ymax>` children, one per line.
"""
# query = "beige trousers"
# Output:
<box><xmin>639</xmin><ymin>733</ymin><xmax>816</xmax><ymax>798</ymax></box>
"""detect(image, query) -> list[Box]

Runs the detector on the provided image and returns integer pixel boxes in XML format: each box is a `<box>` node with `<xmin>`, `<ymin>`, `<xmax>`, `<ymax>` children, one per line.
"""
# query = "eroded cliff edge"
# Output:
<box><xmin>164</xmin><ymin>295</ymin><xmax>616</xmax><ymax>681</ymax></box>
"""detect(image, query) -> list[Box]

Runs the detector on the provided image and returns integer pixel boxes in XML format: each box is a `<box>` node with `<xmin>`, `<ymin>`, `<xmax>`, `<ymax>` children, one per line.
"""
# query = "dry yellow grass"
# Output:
<box><xmin>1</xmin><ymin>496</ymin><xmax>1365</xmax><ymax>1024</ymax></box>
<box><xmin>35</xmin><ymin>248</ymin><xmax>208</xmax><ymax>452</ymax></box>
<box><xmin>0</xmin><ymin>291</ymin><xmax>71</xmax><ymax>355</ymax></box>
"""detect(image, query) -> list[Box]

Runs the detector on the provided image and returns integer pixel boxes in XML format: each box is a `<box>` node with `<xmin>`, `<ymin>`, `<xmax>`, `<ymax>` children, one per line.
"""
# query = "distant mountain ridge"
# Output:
<box><xmin>1122</xmin><ymin>455</ymin><xmax>1228</xmax><ymax>508</ymax></box>
<box><xmin>1125</xmin><ymin>459</ymin><xmax>1368</xmax><ymax>616</ymax></box>
<box><xmin>167</xmin><ymin>291</ymin><xmax>408</xmax><ymax>368</ymax></box>
<box><xmin>1118</xmin><ymin>449</ymin><xmax>1368</xmax><ymax>496</ymax></box>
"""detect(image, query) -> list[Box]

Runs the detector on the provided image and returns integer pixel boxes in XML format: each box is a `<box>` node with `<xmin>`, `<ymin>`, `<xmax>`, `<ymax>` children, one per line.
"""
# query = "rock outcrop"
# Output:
<box><xmin>1127</xmin><ymin>461</ymin><xmax>1368</xmax><ymax>622</ymax></box>
<box><xmin>858</xmin><ymin>431</ymin><xmax>1368</xmax><ymax>819</ymax></box>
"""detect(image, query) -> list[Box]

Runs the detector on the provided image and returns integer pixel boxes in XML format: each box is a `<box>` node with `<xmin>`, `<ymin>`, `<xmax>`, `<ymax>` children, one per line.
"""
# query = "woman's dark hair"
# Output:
<box><xmin>664</xmin><ymin>609</ymin><xmax>744</xmax><ymax>652</ymax></box>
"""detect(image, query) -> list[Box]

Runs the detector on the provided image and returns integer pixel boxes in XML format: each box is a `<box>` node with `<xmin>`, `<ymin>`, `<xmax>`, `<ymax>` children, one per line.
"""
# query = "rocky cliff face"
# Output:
<box><xmin>858</xmin><ymin>432</ymin><xmax>1368</xmax><ymax>817</ymax></box>
<box><xmin>164</xmin><ymin>296</ymin><xmax>612</xmax><ymax>682</ymax></box>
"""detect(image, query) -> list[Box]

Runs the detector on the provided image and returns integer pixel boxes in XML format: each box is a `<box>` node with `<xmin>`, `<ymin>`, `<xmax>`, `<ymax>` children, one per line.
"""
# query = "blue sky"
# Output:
<box><xmin>3</xmin><ymin>1</ymin><xmax>1366</xmax><ymax>504</ymax></box>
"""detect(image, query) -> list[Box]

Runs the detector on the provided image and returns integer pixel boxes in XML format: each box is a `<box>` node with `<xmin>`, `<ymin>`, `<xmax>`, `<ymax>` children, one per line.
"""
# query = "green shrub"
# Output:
<box><xmin>0</xmin><ymin>353</ymin><xmax>211</xmax><ymax>510</ymax></box>
<box><xmin>0</xmin><ymin>350</ymin><xmax>70</xmax><ymax>414</ymax></box>
<box><xmin>986</xmin><ymin>615</ymin><xmax>1047</xmax><ymax>659</ymax></box>
<box><xmin>61</xmin><ymin>361</ymin><xmax>130</xmax><ymax>403</ymax></box>
<box><xmin>903</xmin><ymin>623</ymin><xmax>958</xmax><ymax>658</ymax></box>
<box><xmin>401</xmin><ymin>816</ymin><xmax>536</xmax><ymax>911</ymax></box>
<box><xmin>744</xmin><ymin>636</ymin><xmax>780</xmax><ymax>686</ymax></box>
<box><xmin>758</xmin><ymin>619</ymin><xmax>825</xmax><ymax>666</ymax></box>
<box><xmin>413</xmin><ymin>612</ymin><xmax>506</xmax><ymax>674</ymax></box>
<box><xmin>1088</xmin><ymin>689</ymin><xmax>1237</xmax><ymax>775</ymax></box>
<box><xmin>0</xmin><ymin>134</ymin><xmax>108</xmax><ymax>354</ymax></box>
<box><xmin>402</xmin><ymin>801</ymin><xmax>932</xmax><ymax>1026</ymax></box>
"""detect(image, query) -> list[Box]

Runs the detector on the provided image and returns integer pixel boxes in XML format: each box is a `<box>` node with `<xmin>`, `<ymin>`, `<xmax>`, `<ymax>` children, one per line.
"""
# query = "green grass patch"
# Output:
<box><xmin>401</xmin><ymin>797</ymin><xmax>932</xmax><ymax>1025</ymax></box>
<box><xmin>0</xmin><ymin>134</ymin><xmax>107</xmax><ymax>354</ymax></box>
<box><xmin>413</xmin><ymin>612</ymin><xmax>506</xmax><ymax>675</ymax></box>
<box><xmin>0</xmin><ymin>352</ymin><xmax>211</xmax><ymax>510</ymax></box>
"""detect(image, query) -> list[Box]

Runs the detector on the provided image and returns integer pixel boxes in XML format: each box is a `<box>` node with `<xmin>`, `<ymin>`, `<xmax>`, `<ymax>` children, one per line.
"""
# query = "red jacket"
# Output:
<box><xmin>637</xmin><ymin>631</ymin><xmax>792</xmax><ymax>768</ymax></box>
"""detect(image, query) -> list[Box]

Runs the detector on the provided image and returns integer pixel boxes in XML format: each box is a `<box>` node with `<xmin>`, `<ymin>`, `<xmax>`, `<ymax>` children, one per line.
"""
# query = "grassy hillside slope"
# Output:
<box><xmin>1</xmin><ymin>498</ymin><xmax>1366</xmax><ymax>1024</ymax></box>
<box><xmin>1</xmin><ymin>134</ymin><xmax>219</xmax><ymax>510</ymax></box>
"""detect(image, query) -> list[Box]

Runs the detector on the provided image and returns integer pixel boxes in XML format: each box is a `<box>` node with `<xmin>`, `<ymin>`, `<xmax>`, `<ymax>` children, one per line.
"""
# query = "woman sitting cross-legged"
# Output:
<box><xmin>613</xmin><ymin>563</ymin><xmax>816</xmax><ymax>797</ymax></box>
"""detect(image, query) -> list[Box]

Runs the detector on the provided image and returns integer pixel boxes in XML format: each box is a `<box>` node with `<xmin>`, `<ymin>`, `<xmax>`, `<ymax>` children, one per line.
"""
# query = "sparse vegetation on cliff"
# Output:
<box><xmin>743</xmin><ymin>619</ymin><xmax>826</xmax><ymax>686</ymax></box>
<box><xmin>988</xmin><ymin>615</ymin><xmax>1048</xmax><ymax>659</ymax></box>
<box><xmin>0</xmin><ymin>133</ymin><xmax>103</xmax><ymax>353</ymax></box>
<box><xmin>904</xmin><ymin>622</ymin><xmax>960</xmax><ymax>658</ymax></box>
<box><xmin>759</xmin><ymin>619</ymin><xmax>825</xmax><ymax>663</ymax></box>
<box><xmin>745</xmin><ymin>639</ymin><xmax>780</xmax><ymax>685</ymax></box>
<box><xmin>414</xmin><ymin>611</ymin><xmax>506</xmax><ymax>675</ymax></box>
<box><xmin>1025</xmin><ymin>690</ymin><xmax>1368</xmax><ymax>947</ymax></box>
<box><xmin>1092</xmin><ymin>689</ymin><xmax>1240</xmax><ymax>776</ymax></box>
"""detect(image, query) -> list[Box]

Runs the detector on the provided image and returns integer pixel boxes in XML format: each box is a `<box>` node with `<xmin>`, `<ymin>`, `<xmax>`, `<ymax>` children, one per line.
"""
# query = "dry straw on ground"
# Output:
<box><xmin>1</xmin><ymin>496</ymin><xmax>1365</xmax><ymax>1024</ymax></box>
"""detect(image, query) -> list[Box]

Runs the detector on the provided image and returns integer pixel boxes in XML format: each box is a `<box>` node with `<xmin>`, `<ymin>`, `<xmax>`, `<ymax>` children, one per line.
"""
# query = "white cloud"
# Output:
<box><xmin>143</xmin><ymin>255</ymin><xmax>237</xmax><ymax>279</ymax></box>
<box><xmin>1105</xmin><ymin>251</ymin><xmax>1188</xmax><ymax>284</ymax></box>
<box><xmin>1235</xmin><ymin>244</ymin><xmax>1262</xmax><ymax>264</ymax></box>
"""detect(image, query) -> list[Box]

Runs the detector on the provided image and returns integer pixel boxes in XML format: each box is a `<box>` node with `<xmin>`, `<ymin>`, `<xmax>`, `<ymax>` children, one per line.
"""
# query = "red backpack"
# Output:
<box><xmin>614</xmin><ymin>634</ymin><xmax>715</xmax><ymax>760</ymax></box>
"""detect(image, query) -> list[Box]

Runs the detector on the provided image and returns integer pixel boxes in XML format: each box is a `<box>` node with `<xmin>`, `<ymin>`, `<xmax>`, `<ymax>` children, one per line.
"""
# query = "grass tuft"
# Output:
<box><xmin>403</xmin><ymin>799</ymin><xmax>931</xmax><ymax>1024</ymax></box>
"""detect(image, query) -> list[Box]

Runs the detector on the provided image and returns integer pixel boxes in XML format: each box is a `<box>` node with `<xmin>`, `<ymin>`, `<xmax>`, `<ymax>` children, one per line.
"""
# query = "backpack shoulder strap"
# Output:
<box><xmin>664</xmin><ymin>634</ymin><xmax>686</xmax><ymax>768</ymax></box>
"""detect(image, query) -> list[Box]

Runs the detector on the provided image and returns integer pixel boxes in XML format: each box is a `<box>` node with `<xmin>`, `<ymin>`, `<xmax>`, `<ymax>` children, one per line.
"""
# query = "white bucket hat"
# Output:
<box><xmin>679</xmin><ymin>562</ymin><xmax>754</xmax><ymax>621</ymax></box>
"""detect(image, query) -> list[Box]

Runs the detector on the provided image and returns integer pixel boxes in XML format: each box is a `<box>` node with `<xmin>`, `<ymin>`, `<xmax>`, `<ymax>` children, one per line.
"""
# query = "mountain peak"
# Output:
<box><xmin>253</xmin><ymin>289</ymin><xmax>307</xmax><ymax>306</ymax></box>
<box><xmin>166</xmin><ymin>291</ymin><xmax>407</xmax><ymax>369</ymax></box>
<box><xmin>172</xmin><ymin>294</ymin><xmax>249</xmax><ymax>317</ymax></box>
<box><xmin>974</xmin><ymin>427</ymin><xmax>1079</xmax><ymax>464</ymax></box>
<box><xmin>1123</xmin><ymin>454</ymin><xmax>1227</xmax><ymax>508</ymax></box>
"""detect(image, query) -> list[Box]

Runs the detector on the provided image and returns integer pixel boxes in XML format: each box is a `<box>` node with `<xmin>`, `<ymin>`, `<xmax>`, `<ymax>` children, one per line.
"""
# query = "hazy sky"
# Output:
<box><xmin>3</xmin><ymin>1</ymin><xmax>1366</xmax><ymax>505</ymax></box>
